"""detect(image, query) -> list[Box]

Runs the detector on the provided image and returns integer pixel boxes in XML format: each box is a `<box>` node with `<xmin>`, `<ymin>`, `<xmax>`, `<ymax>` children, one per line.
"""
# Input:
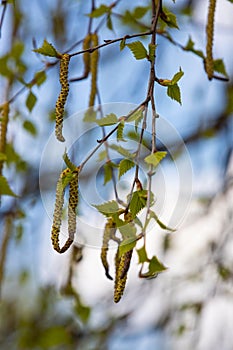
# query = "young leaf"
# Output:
<box><xmin>119</xmin><ymin>159</ymin><xmax>135</xmax><ymax>179</ymax></box>
<box><xmin>172</xmin><ymin>68</ymin><xmax>184</xmax><ymax>84</ymax></box>
<box><xmin>63</xmin><ymin>150</ymin><xmax>76</xmax><ymax>171</ymax></box>
<box><xmin>103</xmin><ymin>161</ymin><xmax>117</xmax><ymax>185</ymax></box>
<box><xmin>184</xmin><ymin>36</ymin><xmax>204</xmax><ymax>58</ymax></box>
<box><xmin>167</xmin><ymin>84</ymin><xmax>182</xmax><ymax>104</ymax></box>
<box><xmin>0</xmin><ymin>152</ymin><xmax>7</xmax><ymax>162</ymax></box>
<box><xmin>83</xmin><ymin>108</ymin><xmax>97</xmax><ymax>123</ymax></box>
<box><xmin>148</xmin><ymin>44</ymin><xmax>156</xmax><ymax>63</ymax></box>
<box><xmin>109</xmin><ymin>144</ymin><xmax>134</xmax><ymax>159</ymax></box>
<box><xmin>34</xmin><ymin>70</ymin><xmax>47</xmax><ymax>87</ymax></box>
<box><xmin>26</xmin><ymin>91</ymin><xmax>37</xmax><ymax>112</ymax></box>
<box><xmin>87</xmin><ymin>4</ymin><xmax>109</xmax><ymax>18</ymax></box>
<box><xmin>127</xmin><ymin>108</ymin><xmax>143</xmax><ymax>123</ymax></box>
<box><xmin>93</xmin><ymin>200</ymin><xmax>119</xmax><ymax>216</ymax></box>
<box><xmin>137</xmin><ymin>246</ymin><xmax>149</xmax><ymax>263</ymax></box>
<box><xmin>23</xmin><ymin>120</ymin><xmax>37</xmax><ymax>136</ymax></box>
<box><xmin>213</xmin><ymin>59</ymin><xmax>228</xmax><ymax>78</ymax></box>
<box><xmin>144</xmin><ymin>151</ymin><xmax>167</xmax><ymax>167</ymax></box>
<box><xmin>96</xmin><ymin>113</ymin><xmax>118</xmax><ymax>126</ymax></box>
<box><xmin>150</xmin><ymin>210</ymin><xmax>176</xmax><ymax>231</ymax></box>
<box><xmin>127</xmin><ymin>41</ymin><xmax>148</xmax><ymax>60</ymax></box>
<box><xmin>0</xmin><ymin>176</ymin><xmax>18</xmax><ymax>197</ymax></box>
<box><xmin>128</xmin><ymin>190</ymin><xmax>153</xmax><ymax>218</ymax></box>
<box><xmin>107</xmin><ymin>14</ymin><xmax>113</xmax><ymax>31</ymax></box>
<box><xmin>160</xmin><ymin>9</ymin><xmax>179</xmax><ymax>29</ymax></box>
<box><xmin>133</xmin><ymin>6</ymin><xmax>150</xmax><ymax>19</ymax></box>
<box><xmin>33</xmin><ymin>39</ymin><xmax>60</xmax><ymax>58</ymax></box>
<box><xmin>120</xmin><ymin>38</ymin><xmax>126</xmax><ymax>51</ymax></box>
<box><xmin>97</xmin><ymin>150</ymin><xmax>107</xmax><ymax>162</ymax></box>
<box><xmin>148</xmin><ymin>256</ymin><xmax>167</xmax><ymax>275</ymax></box>
<box><xmin>117</xmin><ymin>121</ymin><xmax>125</xmax><ymax>141</ymax></box>
<box><xmin>119</xmin><ymin>237</ymin><xmax>137</xmax><ymax>256</ymax></box>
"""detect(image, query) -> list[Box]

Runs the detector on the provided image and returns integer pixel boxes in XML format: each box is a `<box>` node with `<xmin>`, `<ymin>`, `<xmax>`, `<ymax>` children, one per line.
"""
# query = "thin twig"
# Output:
<box><xmin>0</xmin><ymin>0</ymin><xmax>7</xmax><ymax>39</ymax></box>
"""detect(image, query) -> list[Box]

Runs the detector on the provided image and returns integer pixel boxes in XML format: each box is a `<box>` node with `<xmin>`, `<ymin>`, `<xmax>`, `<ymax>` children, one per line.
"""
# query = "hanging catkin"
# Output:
<box><xmin>205</xmin><ymin>0</ymin><xmax>217</xmax><ymax>80</ymax></box>
<box><xmin>89</xmin><ymin>33</ymin><xmax>99</xmax><ymax>107</ymax></box>
<box><xmin>68</xmin><ymin>170</ymin><xmax>79</xmax><ymax>241</ymax></box>
<box><xmin>0</xmin><ymin>103</ymin><xmax>9</xmax><ymax>175</ymax></box>
<box><xmin>101</xmin><ymin>218</ymin><xmax>116</xmax><ymax>280</ymax></box>
<box><xmin>55</xmin><ymin>53</ymin><xmax>70</xmax><ymax>142</ymax></box>
<box><xmin>114</xmin><ymin>249</ymin><xmax>128</xmax><ymax>303</ymax></box>
<box><xmin>83</xmin><ymin>34</ymin><xmax>92</xmax><ymax>77</ymax></box>
<box><xmin>51</xmin><ymin>167</ymin><xmax>79</xmax><ymax>254</ymax></box>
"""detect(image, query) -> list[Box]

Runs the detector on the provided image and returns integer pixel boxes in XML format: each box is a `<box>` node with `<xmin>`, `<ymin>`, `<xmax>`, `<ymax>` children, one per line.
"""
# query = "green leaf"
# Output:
<box><xmin>97</xmin><ymin>150</ymin><xmax>107</xmax><ymax>162</ymax></box>
<box><xmin>63</xmin><ymin>150</ymin><xmax>76</xmax><ymax>171</ymax></box>
<box><xmin>83</xmin><ymin>108</ymin><xmax>97</xmax><ymax>123</ymax></box>
<box><xmin>150</xmin><ymin>211</ymin><xmax>176</xmax><ymax>231</ymax></box>
<box><xmin>33</xmin><ymin>39</ymin><xmax>60</xmax><ymax>58</ymax></box>
<box><xmin>127</xmin><ymin>41</ymin><xmax>148</xmax><ymax>60</ymax></box>
<box><xmin>128</xmin><ymin>190</ymin><xmax>153</xmax><ymax>218</ymax></box>
<box><xmin>39</xmin><ymin>326</ymin><xmax>71</xmax><ymax>347</ymax></box>
<box><xmin>127</xmin><ymin>108</ymin><xmax>143</xmax><ymax>123</ymax></box>
<box><xmin>119</xmin><ymin>237</ymin><xmax>137</xmax><ymax>256</ymax></box>
<box><xmin>0</xmin><ymin>175</ymin><xmax>18</xmax><ymax>197</ymax></box>
<box><xmin>213</xmin><ymin>59</ymin><xmax>228</xmax><ymax>77</ymax></box>
<box><xmin>161</xmin><ymin>9</ymin><xmax>179</xmax><ymax>29</ymax></box>
<box><xmin>61</xmin><ymin>171</ymin><xmax>73</xmax><ymax>188</ymax></box>
<box><xmin>0</xmin><ymin>152</ymin><xmax>7</xmax><ymax>162</ymax></box>
<box><xmin>148</xmin><ymin>256</ymin><xmax>167</xmax><ymax>276</ymax></box>
<box><xmin>96</xmin><ymin>113</ymin><xmax>118</xmax><ymax>126</ymax></box>
<box><xmin>227</xmin><ymin>0</ymin><xmax>233</xmax><ymax>3</ymax></box>
<box><xmin>119</xmin><ymin>221</ymin><xmax>137</xmax><ymax>239</ymax></box>
<box><xmin>120</xmin><ymin>38</ymin><xmax>126</xmax><ymax>51</ymax></box>
<box><xmin>137</xmin><ymin>246</ymin><xmax>149</xmax><ymax>263</ymax></box>
<box><xmin>172</xmin><ymin>68</ymin><xmax>184</xmax><ymax>84</ymax></box>
<box><xmin>34</xmin><ymin>70</ymin><xmax>47</xmax><ymax>87</ymax></box>
<box><xmin>109</xmin><ymin>144</ymin><xmax>134</xmax><ymax>159</ymax></box>
<box><xmin>26</xmin><ymin>91</ymin><xmax>37</xmax><ymax>112</ymax></box>
<box><xmin>184</xmin><ymin>36</ymin><xmax>204</xmax><ymax>58</ymax></box>
<box><xmin>103</xmin><ymin>161</ymin><xmax>117</xmax><ymax>185</ymax></box>
<box><xmin>23</xmin><ymin>120</ymin><xmax>37</xmax><ymax>136</ymax></box>
<box><xmin>107</xmin><ymin>14</ymin><xmax>113</xmax><ymax>31</ymax></box>
<box><xmin>93</xmin><ymin>200</ymin><xmax>119</xmax><ymax>216</ymax></box>
<box><xmin>144</xmin><ymin>151</ymin><xmax>167</xmax><ymax>167</ymax></box>
<box><xmin>133</xmin><ymin>6</ymin><xmax>150</xmax><ymax>19</ymax></box>
<box><xmin>119</xmin><ymin>159</ymin><xmax>135</xmax><ymax>179</ymax></box>
<box><xmin>117</xmin><ymin>121</ymin><xmax>125</xmax><ymax>141</ymax></box>
<box><xmin>74</xmin><ymin>299</ymin><xmax>91</xmax><ymax>323</ymax></box>
<box><xmin>87</xmin><ymin>4</ymin><xmax>110</xmax><ymax>18</ymax></box>
<box><xmin>148</xmin><ymin>44</ymin><xmax>156</xmax><ymax>63</ymax></box>
<box><xmin>167</xmin><ymin>84</ymin><xmax>182</xmax><ymax>104</ymax></box>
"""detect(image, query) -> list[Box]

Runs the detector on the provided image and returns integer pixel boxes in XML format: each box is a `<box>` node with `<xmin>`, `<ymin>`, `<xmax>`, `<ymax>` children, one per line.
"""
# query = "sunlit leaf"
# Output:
<box><xmin>119</xmin><ymin>237</ymin><xmax>137</xmax><ymax>256</ymax></box>
<box><xmin>128</xmin><ymin>190</ymin><xmax>154</xmax><ymax>218</ymax></box>
<box><xmin>118</xmin><ymin>159</ymin><xmax>135</xmax><ymax>179</ymax></box>
<box><xmin>63</xmin><ymin>150</ymin><xmax>76</xmax><ymax>171</ymax></box>
<box><xmin>160</xmin><ymin>9</ymin><xmax>179</xmax><ymax>29</ymax></box>
<box><xmin>184</xmin><ymin>36</ymin><xmax>204</xmax><ymax>58</ymax></box>
<box><xmin>172</xmin><ymin>68</ymin><xmax>184</xmax><ymax>84</ymax></box>
<box><xmin>150</xmin><ymin>210</ymin><xmax>176</xmax><ymax>231</ymax></box>
<box><xmin>120</xmin><ymin>38</ymin><xmax>126</xmax><ymax>51</ymax></box>
<box><xmin>167</xmin><ymin>84</ymin><xmax>182</xmax><ymax>104</ymax></box>
<box><xmin>33</xmin><ymin>39</ymin><xmax>60</xmax><ymax>58</ymax></box>
<box><xmin>127</xmin><ymin>41</ymin><xmax>148</xmax><ymax>60</ymax></box>
<box><xmin>96</xmin><ymin>113</ymin><xmax>118</xmax><ymax>126</ymax></box>
<box><xmin>127</xmin><ymin>108</ymin><xmax>143</xmax><ymax>123</ymax></box>
<box><xmin>34</xmin><ymin>70</ymin><xmax>47</xmax><ymax>87</ymax></box>
<box><xmin>93</xmin><ymin>200</ymin><xmax>119</xmax><ymax>216</ymax></box>
<box><xmin>137</xmin><ymin>246</ymin><xmax>149</xmax><ymax>263</ymax></box>
<box><xmin>97</xmin><ymin>150</ymin><xmax>107</xmax><ymax>162</ymax></box>
<box><xmin>117</xmin><ymin>121</ymin><xmax>125</xmax><ymax>141</ymax></box>
<box><xmin>109</xmin><ymin>144</ymin><xmax>134</xmax><ymax>159</ymax></box>
<box><xmin>144</xmin><ymin>151</ymin><xmax>167</xmax><ymax>167</ymax></box>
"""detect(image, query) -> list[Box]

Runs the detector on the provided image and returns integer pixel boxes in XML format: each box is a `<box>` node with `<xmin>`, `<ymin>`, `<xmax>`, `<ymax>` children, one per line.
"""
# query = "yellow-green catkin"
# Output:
<box><xmin>0</xmin><ymin>103</ymin><xmax>9</xmax><ymax>175</ymax></box>
<box><xmin>101</xmin><ymin>218</ymin><xmax>116</xmax><ymax>280</ymax></box>
<box><xmin>55</xmin><ymin>53</ymin><xmax>70</xmax><ymax>142</ymax></box>
<box><xmin>51</xmin><ymin>167</ymin><xmax>74</xmax><ymax>254</ymax></box>
<box><xmin>68</xmin><ymin>170</ymin><xmax>79</xmax><ymax>241</ymax></box>
<box><xmin>205</xmin><ymin>0</ymin><xmax>217</xmax><ymax>80</ymax></box>
<box><xmin>89</xmin><ymin>33</ymin><xmax>99</xmax><ymax>107</ymax></box>
<box><xmin>83</xmin><ymin>34</ymin><xmax>92</xmax><ymax>77</ymax></box>
<box><xmin>114</xmin><ymin>249</ymin><xmax>129</xmax><ymax>303</ymax></box>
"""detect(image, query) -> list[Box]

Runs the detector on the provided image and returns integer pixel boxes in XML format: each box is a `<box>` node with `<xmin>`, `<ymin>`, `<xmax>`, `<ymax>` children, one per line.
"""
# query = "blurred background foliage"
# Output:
<box><xmin>0</xmin><ymin>0</ymin><xmax>233</xmax><ymax>349</ymax></box>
